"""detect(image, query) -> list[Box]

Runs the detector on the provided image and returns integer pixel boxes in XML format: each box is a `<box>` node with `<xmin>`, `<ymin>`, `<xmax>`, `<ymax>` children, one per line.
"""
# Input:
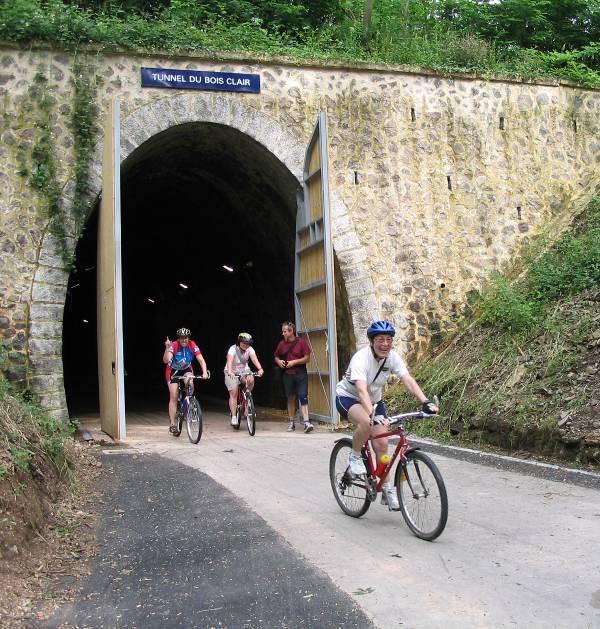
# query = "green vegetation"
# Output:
<box><xmin>1</xmin><ymin>1</ymin><xmax>600</xmax><ymax>86</ymax></box>
<box><xmin>21</xmin><ymin>61</ymin><xmax>100</xmax><ymax>268</ymax></box>
<box><xmin>386</xmin><ymin>196</ymin><xmax>600</xmax><ymax>464</ymax></box>
<box><xmin>71</xmin><ymin>61</ymin><xmax>101</xmax><ymax>238</ymax></box>
<box><xmin>27</xmin><ymin>70</ymin><xmax>66</xmax><ymax>261</ymax></box>
<box><xmin>480</xmin><ymin>197</ymin><xmax>600</xmax><ymax>331</ymax></box>
<box><xmin>0</xmin><ymin>355</ymin><xmax>75</xmax><ymax>484</ymax></box>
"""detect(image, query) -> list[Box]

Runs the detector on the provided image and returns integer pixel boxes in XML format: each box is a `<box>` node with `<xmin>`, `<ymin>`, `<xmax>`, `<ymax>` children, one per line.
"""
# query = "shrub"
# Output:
<box><xmin>479</xmin><ymin>274</ymin><xmax>539</xmax><ymax>331</ymax></box>
<box><xmin>0</xmin><ymin>375</ymin><xmax>75</xmax><ymax>480</ymax></box>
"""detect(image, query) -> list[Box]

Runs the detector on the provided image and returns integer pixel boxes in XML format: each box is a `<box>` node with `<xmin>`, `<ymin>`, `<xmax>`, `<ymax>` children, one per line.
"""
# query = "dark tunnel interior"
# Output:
<box><xmin>63</xmin><ymin>122</ymin><xmax>299</xmax><ymax>416</ymax></box>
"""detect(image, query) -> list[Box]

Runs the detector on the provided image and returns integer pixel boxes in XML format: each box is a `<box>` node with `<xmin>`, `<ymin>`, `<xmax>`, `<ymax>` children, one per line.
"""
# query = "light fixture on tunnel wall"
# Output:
<box><xmin>147</xmin><ymin>298</ymin><xmax>155</xmax><ymax>304</ymax></box>
<box><xmin>179</xmin><ymin>283</ymin><xmax>189</xmax><ymax>289</ymax></box>
<box><xmin>244</xmin><ymin>261</ymin><xmax>253</xmax><ymax>269</ymax></box>
<box><xmin>82</xmin><ymin>319</ymin><xmax>89</xmax><ymax>323</ymax></box>
<box><xmin>223</xmin><ymin>265</ymin><xmax>234</xmax><ymax>272</ymax></box>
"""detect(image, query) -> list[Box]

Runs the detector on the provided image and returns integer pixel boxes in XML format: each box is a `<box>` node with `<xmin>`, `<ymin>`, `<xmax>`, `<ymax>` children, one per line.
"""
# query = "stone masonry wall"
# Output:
<box><xmin>1</xmin><ymin>45</ymin><xmax>600</xmax><ymax>418</ymax></box>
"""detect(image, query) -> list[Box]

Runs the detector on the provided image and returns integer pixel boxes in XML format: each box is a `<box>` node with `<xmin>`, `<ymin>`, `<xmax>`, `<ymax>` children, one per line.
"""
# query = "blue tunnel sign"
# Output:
<box><xmin>141</xmin><ymin>67</ymin><xmax>260</xmax><ymax>93</ymax></box>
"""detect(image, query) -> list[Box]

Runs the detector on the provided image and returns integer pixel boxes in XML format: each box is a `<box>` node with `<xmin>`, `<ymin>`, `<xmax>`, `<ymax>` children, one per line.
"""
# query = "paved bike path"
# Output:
<box><xmin>42</xmin><ymin>451</ymin><xmax>373</xmax><ymax>629</ymax></box>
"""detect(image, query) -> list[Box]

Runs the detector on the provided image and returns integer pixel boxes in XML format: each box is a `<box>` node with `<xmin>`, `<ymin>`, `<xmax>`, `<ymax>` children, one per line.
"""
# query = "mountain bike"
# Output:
<box><xmin>171</xmin><ymin>372</ymin><xmax>210</xmax><ymax>444</ymax></box>
<box><xmin>329</xmin><ymin>409</ymin><xmax>448</xmax><ymax>541</ymax></box>
<box><xmin>232</xmin><ymin>372</ymin><xmax>261</xmax><ymax>436</ymax></box>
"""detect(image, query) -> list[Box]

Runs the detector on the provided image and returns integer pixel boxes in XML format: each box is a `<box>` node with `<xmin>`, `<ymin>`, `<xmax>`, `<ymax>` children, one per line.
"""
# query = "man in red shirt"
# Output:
<box><xmin>274</xmin><ymin>321</ymin><xmax>313</xmax><ymax>433</ymax></box>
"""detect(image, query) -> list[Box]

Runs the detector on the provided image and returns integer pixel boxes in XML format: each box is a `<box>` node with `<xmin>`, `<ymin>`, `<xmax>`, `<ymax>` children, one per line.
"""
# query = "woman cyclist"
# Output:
<box><xmin>163</xmin><ymin>327</ymin><xmax>209</xmax><ymax>435</ymax></box>
<box><xmin>335</xmin><ymin>320</ymin><xmax>438</xmax><ymax>510</ymax></box>
<box><xmin>224</xmin><ymin>332</ymin><xmax>264</xmax><ymax>428</ymax></box>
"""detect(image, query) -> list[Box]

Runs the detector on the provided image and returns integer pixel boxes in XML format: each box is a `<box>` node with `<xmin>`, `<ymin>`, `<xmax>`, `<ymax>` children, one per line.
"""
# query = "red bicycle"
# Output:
<box><xmin>329</xmin><ymin>409</ymin><xmax>448</xmax><ymax>541</ymax></box>
<box><xmin>232</xmin><ymin>372</ymin><xmax>260</xmax><ymax>436</ymax></box>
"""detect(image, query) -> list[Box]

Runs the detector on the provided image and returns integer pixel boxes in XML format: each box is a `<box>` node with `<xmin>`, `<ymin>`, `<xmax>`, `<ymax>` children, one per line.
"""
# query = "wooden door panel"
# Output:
<box><xmin>295</xmin><ymin>113</ymin><xmax>338</xmax><ymax>423</ymax></box>
<box><xmin>97</xmin><ymin>100</ymin><xmax>125</xmax><ymax>439</ymax></box>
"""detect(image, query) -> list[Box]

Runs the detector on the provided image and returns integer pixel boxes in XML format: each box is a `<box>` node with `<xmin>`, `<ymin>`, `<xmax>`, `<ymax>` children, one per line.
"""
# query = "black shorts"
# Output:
<box><xmin>282</xmin><ymin>371</ymin><xmax>308</xmax><ymax>404</ymax></box>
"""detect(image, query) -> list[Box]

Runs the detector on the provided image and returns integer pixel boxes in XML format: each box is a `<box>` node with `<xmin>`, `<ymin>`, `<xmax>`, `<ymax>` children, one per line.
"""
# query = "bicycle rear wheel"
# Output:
<box><xmin>395</xmin><ymin>450</ymin><xmax>448</xmax><ymax>541</ymax></box>
<box><xmin>186</xmin><ymin>397</ymin><xmax>203</xmax><ymax>444</ymax></box>
<box><xmin>245</xmin><ymin>393</ymin><xmax>256</xmax><ymax>436</ymax></box>
<box><xmin>329</xmin><ymin>438</ymin><xmax>370</xmax><ymax>518</ymax></box>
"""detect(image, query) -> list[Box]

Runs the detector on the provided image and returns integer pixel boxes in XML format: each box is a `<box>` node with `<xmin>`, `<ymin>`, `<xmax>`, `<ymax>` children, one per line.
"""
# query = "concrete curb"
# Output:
<box><xmin>399</xmin><ymin>436</ymin><xmax>600</xmax><ymax>490</ymax></box>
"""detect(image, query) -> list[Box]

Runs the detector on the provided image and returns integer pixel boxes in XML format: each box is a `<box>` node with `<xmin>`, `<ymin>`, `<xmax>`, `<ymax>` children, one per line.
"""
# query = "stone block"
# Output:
<box><xmin>29</xmin><ymin>337</ymin><xmax>61</xmax><ymax>356</ymax></box>
<box><xmin>31</xmin><ymin>374</ymin><xmax>64</xmax><ymax>393</ymax></box>
<box><xmin>6</xmin><ymin>366</ymin><xmax>27</xmax><ymax>382</ymax></box>
<box><xmin>170</xmin><ymin>94</ymin><xmax>193</xmax><ymax>124</ymax></box>
<box><xmin>333</xmin><ymin>231</ymin><xmax>361</xmax><ymax>252</ymax></box>
<box><xmin>346</xmin><ymin>278</ymin><xmax>375</xmax><ymax>300</ymax></box>
<box><xmin>37</xmin><ymin>237</ymin><xmax>67</xmax><ymax>267</ymax></box>
<box><xmin>341</xmin><ymin>265</ymin><xmax>370</xmax><ymax>283</ymax></box>
<box><xmin>29</xmin><ymin>320</ymin><xmax>62</xmax><ymax>339</ymax></box>
<box><xmin>28</xmin><ymin>354</ymin><xmax>62</xmax><ymax>373</ymax></box>
<box><xmin>30</xmin><ymin>303</ymin><xmax>64</xmax><ymax>321</ymax></box>
<box><xmin>31</xmin><ymin>283</ymin><xmax>65</xmax><ymax>304</ymax></box>
<box><xmin>39</xmin><ymin>391</ymin><xmax>67</xmax><ymax>411</ymax></box>
<box><xmin>35</xmin><ymin>265</ymin><xmax>69</xmax><ymax>286</ymax></box>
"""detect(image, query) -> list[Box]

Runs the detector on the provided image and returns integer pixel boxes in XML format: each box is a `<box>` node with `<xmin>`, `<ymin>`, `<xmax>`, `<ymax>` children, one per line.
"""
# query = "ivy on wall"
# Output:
<box><xmin>27</xmin><ymin>70</ymin><xmax>66</xmax><ymax>261</ymax></box>
<box><xmin>71</xmin><ymin>61</ymin><xmax>101</xmax><ymax>237</ymax></box>
<box><xmin>25</xmin><ymin>61</ymin><xmax>101</xmax><ymax>268</ymax></box>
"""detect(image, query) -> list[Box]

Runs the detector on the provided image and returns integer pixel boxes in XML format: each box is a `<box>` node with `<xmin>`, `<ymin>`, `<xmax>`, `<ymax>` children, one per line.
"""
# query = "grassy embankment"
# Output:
<box><xmin>0</xmin><ymin>362</ymin><xmax>74</xmax><ymax>553</ymax></box>
<box><xmin>386</xmin><ymin>196</ymin><xmax>600</xmax><ymax>466</ymax></box>
<box><xmin>0</xmin><ymin>0</ymin><xmax>599</xmax><ymax>87</ymax></box>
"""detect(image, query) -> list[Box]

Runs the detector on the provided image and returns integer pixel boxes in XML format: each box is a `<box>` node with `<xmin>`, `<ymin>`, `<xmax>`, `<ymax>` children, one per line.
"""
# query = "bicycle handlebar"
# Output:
<box><xmin>172</xmin><ymin>371</ymin><xmax>211</xmax><ymax>381</ymax></box>
<box><xmin>375</xmin><ymin>410</ymin><xmax>438</xmax><ymax>426</ymax></box>
<box><xmin>233</xmin><ymin>371</ymin><xmax>263</xmax><ymax>379</ymax></box>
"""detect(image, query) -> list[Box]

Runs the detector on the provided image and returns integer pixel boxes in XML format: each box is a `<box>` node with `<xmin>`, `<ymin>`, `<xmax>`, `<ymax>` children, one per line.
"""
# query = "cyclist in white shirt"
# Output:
<box><xmin>335</xmin><ymin>320</ymin><xmax>438</xmax><ymax>510</ymax></box>
<box><xmin>224</xmin><ymin>332</ymin><xmax>264</xmax><ymax>427</ymax></box>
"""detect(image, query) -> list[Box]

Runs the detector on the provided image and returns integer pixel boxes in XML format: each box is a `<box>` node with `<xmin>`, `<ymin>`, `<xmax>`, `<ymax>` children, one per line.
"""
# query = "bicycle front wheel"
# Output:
<box><xmin>395</xmin><ymin>450</ymin><xmax>448</xmax><ymax>541</ymax></box>
<box><xmin>329</xmin><ymin>438</ymin><xmax>370</xmax><ymax>518</ymax></box>
<box><xmin>246</xmin><ymin>393</ymin><xmax>256</xmax><ymax>436</ymax></box>
<box><xmin>186</xmin><ymin>397</ymin><xmax>203</xmax><ymax>444</ymax></box>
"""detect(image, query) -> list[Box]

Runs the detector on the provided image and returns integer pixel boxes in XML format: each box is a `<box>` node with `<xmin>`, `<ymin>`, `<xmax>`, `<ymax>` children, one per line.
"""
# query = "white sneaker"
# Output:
<box><xmin>303</xmin><ymin>421</ymin><xmax>314</xmax><ymax>434</ymax></box>
<box><xmin>347</xmin><ymin>451</ymin><xmax>367</xmax><ymax>476</ymax></box>
<box><xmin>381</xmin><ymin>483</ymin><xmax>400</xmax><ymax>511</ymax></box>
<box><xmin>287</xmin><ymin>421</ymin><xmax>295</xmax><ymax>432</ymax></box>
<box><xmin>230</xmin><ymin>415</ymin><xmax>239</xmax><ymax>427</ymax></box>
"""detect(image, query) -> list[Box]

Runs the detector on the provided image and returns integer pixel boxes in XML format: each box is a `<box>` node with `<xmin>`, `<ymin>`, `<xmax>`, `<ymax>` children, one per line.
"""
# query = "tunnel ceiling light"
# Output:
<box><xmin>223</xmin><ymin>265</ymin><xmax>234</xmax><ymax>273</ymax></box>
<box><xmin>82</xmin><ymin>319</ymin><xmax>89</xmax><ymax>323</ymax></box>
<box><xmin>147</xmin><ymin>298</ymin><xmax>155</xmax><ymax>304</ymax></box>
<box><xmin>179</xmin><ymin>283</ymin><xmax>189</xmax><ymax>289</ymax></box>
<box><xmin>70</xmin><ymin>283</ymin><xmax>80</xmax><ymax>289</ymax></box>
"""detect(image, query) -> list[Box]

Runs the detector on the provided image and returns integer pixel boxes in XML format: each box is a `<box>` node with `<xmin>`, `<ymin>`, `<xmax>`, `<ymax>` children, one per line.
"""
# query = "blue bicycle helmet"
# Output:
<box><xmin>367</xmin><ymin>320</ymin><xmax>396</xmax><ymax>339</ymax></box>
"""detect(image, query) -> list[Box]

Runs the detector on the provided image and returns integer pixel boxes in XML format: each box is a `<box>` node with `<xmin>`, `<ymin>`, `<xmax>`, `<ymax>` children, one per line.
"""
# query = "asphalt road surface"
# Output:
<box><xmin>42</xmin><ymin>450</ymin><xmax>372</xmax><ymax>629</ymax></box>
<box><xmin>48</xmin><ymin>410</ymin><xmax>600</xmax><ymax>628</ymax></box>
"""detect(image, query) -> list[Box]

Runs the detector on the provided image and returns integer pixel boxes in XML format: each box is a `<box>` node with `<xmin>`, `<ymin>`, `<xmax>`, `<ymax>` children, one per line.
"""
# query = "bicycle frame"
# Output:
<box><xmin>362</xmin><ymin>411</ymin><xmax>426</xmax><ymax>492</ymax></box>
<box><xmin>172</xmin><ymin>374</ymin><xmax>210</xmax><ymax>407</ymax></box>
<box><xmin>234</xmin><ymin>372</ymin><xmax>260</xmax><ymax>410</ymax></box>
<box><xmin>236</xmin><ymin>381</ymin><xmax>249</xmax><ymax>415</ymax></box>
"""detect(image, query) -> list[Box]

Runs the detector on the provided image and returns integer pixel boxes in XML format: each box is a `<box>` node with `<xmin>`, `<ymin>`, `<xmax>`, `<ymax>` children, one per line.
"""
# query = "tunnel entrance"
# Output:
<box><xmin>63</xmin><ymin>122</ymin><xmax>299</xmax><ymax>416</ymax></box>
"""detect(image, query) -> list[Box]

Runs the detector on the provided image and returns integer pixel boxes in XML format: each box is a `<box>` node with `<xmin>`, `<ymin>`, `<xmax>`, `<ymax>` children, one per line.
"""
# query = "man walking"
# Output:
<box><xmin>274</xmin><ymin>321</ymin><xmax>313</xmax><ymax>433</ymax></box>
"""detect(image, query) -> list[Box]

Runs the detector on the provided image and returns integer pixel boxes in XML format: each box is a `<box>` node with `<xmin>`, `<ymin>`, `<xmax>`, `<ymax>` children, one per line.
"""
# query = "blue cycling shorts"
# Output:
<box><xmin>335</xmin><ymin>397</ymin><xmax>386</xmax><ymax>420</ymax></box>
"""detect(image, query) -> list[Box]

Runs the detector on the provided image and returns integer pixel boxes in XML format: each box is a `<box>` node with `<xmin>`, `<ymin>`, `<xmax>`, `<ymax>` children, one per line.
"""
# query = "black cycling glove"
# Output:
<box><xmin>421</xmin><ymin>400</ymin><xmax>438</xmax><ymax>415</ymax></box>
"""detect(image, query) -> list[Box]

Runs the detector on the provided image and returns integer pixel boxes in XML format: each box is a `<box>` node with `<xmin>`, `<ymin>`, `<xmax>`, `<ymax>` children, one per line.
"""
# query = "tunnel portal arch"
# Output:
<box><xmin>31</xmin><ymin>94</ymin><xmax>372</xmax><ymax>419</ymax></box>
